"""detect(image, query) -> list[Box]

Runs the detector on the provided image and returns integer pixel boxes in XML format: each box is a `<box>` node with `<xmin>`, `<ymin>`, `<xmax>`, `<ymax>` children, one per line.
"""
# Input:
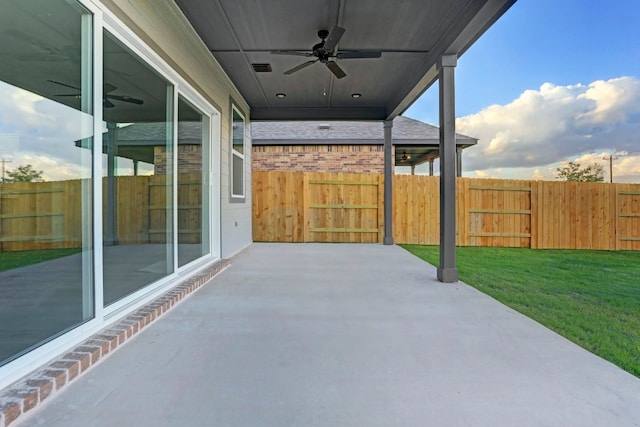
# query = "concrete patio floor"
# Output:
<box><xmin>17</xmin><ymin>243</ymin><xmax>640</xmax><ymax>426</ymax></box>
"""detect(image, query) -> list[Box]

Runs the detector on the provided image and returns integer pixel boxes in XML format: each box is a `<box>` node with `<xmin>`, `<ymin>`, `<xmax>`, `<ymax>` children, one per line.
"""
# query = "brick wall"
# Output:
<box><xmin>154</xmin><ymin>145</ymin><xmax>202</xmax><ymax>175</ymax></box>
<box><xmin>252</xmin><ymin>145</ymin><xmax>386</xmax><ymax>174</ymax></box>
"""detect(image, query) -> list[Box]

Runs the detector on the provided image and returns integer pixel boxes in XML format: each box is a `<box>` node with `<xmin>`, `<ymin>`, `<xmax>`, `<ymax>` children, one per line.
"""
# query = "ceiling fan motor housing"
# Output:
<box><xmin>313</xmin><ymin>29</ymin><xmax>331</xmax><ymax>60</ymax></box>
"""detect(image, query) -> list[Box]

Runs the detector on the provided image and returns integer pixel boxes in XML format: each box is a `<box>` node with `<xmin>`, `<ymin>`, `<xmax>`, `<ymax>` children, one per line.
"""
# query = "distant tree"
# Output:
<box><xmin>5</xmin><ymin>164</ymin><xmax>44</xmax><ymax>183</ymax></box>
<box><xmin>556</xmin><ymin>161</ymin><xmax>604</xmax><ymax>182</ymax></box>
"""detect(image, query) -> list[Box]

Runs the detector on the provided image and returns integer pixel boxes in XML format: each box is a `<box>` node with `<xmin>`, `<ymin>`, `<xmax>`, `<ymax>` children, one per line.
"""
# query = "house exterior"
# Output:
<box><xmin>252</xmin><ymin>116</ymin><xmax>477</xmax><ymax>175</ymax></box>
<box><xmin>0</xmin><ymin>0</ymin><xmax>252</xmax><ymax>392</ymax></box>
<box><xmin>0</xmin><ymin>0</ymin><xmax>516</xmax><ymax>418</ymax></box>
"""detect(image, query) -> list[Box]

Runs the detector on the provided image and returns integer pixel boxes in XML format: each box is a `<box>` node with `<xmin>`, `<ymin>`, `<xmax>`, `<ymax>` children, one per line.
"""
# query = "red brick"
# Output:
<box><xmin>0</xmin><ymin>399</ymin><xmax>21</xmax><ymax>426</ymax></box>
<box><xmin>7</xmin><ymin>388</ymin><xmax>38</xmax><ymax>412</ymax></box>
<box><xmin>252</xmin><ymin>144</ymin><xmax>384</xmax><ymax>174</ymax></box>
<box><xmin>25</xmin><ymin>379</ymin><xmax>53</xmax><ymax>402</ymax></box>
<box><xmin>75</xmin><ymin>346</ymin><xmax>102</xmax><ymax>364</ymax></box>
<box><xmin>85</xmin><ymin>339</ymin><xmax>111</xmax><ymax>356</ymax></box>
<box><xmin>108</xmin><ymin>329</ymin><xmax>127</xmax><ymax>345</ymax></box>
<box><xmin>42</xmin><ymin>369</ymin><xmax>67</xmax><ymax>390</ymax></box>
<box><xmin>61</xmin><ymin>353</ymin><xmax>90</xmax><ymax>373</ymax></box>
<box><xmin>94</xmin><ymin>335</ymin><xmax>119</xmax><ymax>352</ymax></box>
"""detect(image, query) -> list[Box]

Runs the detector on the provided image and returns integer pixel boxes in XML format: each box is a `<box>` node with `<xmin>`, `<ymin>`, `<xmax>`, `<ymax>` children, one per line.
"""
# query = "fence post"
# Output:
<box><xmin>302</xmin><ymin>173</ymin><xmax>310</xmax><ymax>242</ymax></box>
<box><xmin>530</xmin><ymin>180</ymin><xmax>537</xmax><ymax>249</ymax></box>
<box><xmin>614</xmin><ymin>183</ymin><xmax>619</xmax><ymax>250</ymax></box>
<box><xmin>378</xmin><ymin>174</ymin><xmax>384</xmax><ymax>243</ymax></box>
<box><xmin>383</xmin><ymin>120</ymin><xmax>394</xmax><ymax>245</ymax></box>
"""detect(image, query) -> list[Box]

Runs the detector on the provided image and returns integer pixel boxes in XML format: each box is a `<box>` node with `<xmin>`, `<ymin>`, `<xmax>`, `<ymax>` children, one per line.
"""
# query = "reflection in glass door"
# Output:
<box><xmin>102</xmin><ymin>31</ymin><xmax>174</xmax><ymax>305</ymax></box>
<box><xmin>177</xmin><ymin>96</ymin><xmax>210</xmax><ymax>267</ymax></box>
<box><xmin>0</xmin><ymin>0</ymin><xmax>94</xmax><ymax>366</ymax></box>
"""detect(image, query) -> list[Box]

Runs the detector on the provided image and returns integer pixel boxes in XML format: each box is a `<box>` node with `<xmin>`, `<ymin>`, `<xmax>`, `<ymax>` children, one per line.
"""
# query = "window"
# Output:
<box><xmin>230</xmin><ymin>107</ymin><xmax>245</xmax><ymax>200</ymax></box>
<box><xmin>0</xmin><ymin>0</ymin><xmax>94</xmax><ymax>366</ymax></box>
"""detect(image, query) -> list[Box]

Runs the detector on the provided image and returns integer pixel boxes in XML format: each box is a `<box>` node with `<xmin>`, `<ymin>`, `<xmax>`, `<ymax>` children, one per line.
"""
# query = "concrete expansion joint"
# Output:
<box><xmin>0</xmin><ymin>259</ymin><xmax>231</xmax><ymax>427</ymax></box>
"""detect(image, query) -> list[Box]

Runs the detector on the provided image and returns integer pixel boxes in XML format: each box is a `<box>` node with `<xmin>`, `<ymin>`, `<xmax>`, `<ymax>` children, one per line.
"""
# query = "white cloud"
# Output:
<box><xmin>0</xmin><ymin>81</ymin><xmax>94</xmax><ymax>181</ymax></box>
<box><xmin>457</xmin><ymin>77</ymin><xmax>640</xmax><ymax>182</ymax></box>
<box><xmin>12</xmin><ymin>154</ymin><xmax>89</xmax><ymax>182</ymax></box>
<box><xmin>578</xmin><ymin>78</ymin><xmax>640</xmax><ymax>124</ymax></box>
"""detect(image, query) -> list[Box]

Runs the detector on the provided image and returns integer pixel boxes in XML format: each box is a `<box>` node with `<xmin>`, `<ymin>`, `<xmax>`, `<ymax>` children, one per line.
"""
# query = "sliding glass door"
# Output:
<box><xmin>101</xmin><ymin>31</ymin><xmax>175</xmax><ymax>306</ymax></box>
<box><xmin>177</xmin><ymin>96</ymin><xmax>210</xmax><ymax>268</ymax></box>
<box><xmin>0</xmin><ymin>0</ymin><xmax>94</xmax><ymax>365</ymax></box>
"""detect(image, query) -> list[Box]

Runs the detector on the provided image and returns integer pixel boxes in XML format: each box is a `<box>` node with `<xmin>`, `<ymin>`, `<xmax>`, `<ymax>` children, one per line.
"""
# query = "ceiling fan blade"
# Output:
<box><xmin>47</xmin><ymin>79</ymin><xmax>80</xmax><ymax>91</ymax></box>
<box><xmin>104</xmin><ymin>83</ymin><xmax>118</xmax><ymax>93</ymax></box>
<box><xmin>326</xmin><ymin>61</ymin><xmax>346</xmax><ymax>79</ymax></box>
<box><xmin>103</xmin><ymin>98</ymin><xmax>115</xmax><ymax>108</ymax></box>
<box><xmin>17</xmin><ymin>54</ymin><xmax>67</xmax><ymax>62</ymax></box>
<box><xmin>107</xmin><ymin>94</ymin><xmax>144</xmax><ymax>105</ymax></box>
<box><xmin>271</xmin><ymin>50</ymin><xmax>313</xmax><ymax>57</ymax></box>
<box><xmin>283</xmin><ymin>60</ymin><xmax>317</xmax><ymax>75</ymax></box>
<box><xmin>54</xmin><ymin>94</ymin><xmax>81</xmax><ymax>97</ymax></box>
<box><xmin>323</xmin><ymin>26</ymin><xmax>345</xmax><ymax>51</ymax></box>
<box><xmin>336</xmin><ymin>50</ymin><xmax>382</xmax><ymax>59</ymax></box>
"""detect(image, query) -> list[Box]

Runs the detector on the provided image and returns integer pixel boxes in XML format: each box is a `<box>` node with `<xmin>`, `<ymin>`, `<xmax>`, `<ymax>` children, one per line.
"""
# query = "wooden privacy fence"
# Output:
<box><xmin>2</xmin><ymin>172</ymin><xmax>638</xmax><ymax>251</ymax></box>
<box><xmin>0</xmin><ymin>174</ymin><xmax>202</xmax><ymax>252</ymax></box>
<box><xmin>252</xmin><ymin>171</ymin><xmax>382</xmax><ymax>243</ymax></box>
<box><xmin>0</xmin><ymin>180</ymin><xmax>85</xmax><ymax>251</ymax></box>
<box><xmin>252</xmin><ymin>171</ymin><xmax>640</xmax><ymax>250</ymax></box>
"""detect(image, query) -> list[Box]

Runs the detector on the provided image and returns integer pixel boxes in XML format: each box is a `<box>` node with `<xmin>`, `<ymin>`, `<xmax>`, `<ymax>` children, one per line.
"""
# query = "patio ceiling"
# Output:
<box><xmin>175</xmin><ymin>0</ymin><xmax>516</xmax><ymax>121</ymax></box>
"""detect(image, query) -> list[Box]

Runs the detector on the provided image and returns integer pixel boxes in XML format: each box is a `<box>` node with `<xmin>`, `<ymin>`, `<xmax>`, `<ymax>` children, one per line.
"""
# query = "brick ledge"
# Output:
<box><xmin>0</xmin><ymin>259</ymin><xmax>230</xmax><ymax>427</ymax></box>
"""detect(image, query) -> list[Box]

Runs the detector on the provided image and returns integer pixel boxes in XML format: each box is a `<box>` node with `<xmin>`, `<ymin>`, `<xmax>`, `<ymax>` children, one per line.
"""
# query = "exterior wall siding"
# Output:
<box><xmin>252</xmin><ymin>145</ymin><xmax>385</xmax><ymax>174</ymax></box>
<box><xmin>221</xmin><ymin>120</ymin><xmax>253</xmax><ymax>258</ymax></box>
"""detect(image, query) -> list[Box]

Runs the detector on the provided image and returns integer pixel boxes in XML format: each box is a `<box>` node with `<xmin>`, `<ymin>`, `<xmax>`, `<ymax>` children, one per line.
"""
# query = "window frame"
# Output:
<box><xmin>229</xmin><ymin>104</ymin><xmax>246</xmax><ymax>202</ymax></box>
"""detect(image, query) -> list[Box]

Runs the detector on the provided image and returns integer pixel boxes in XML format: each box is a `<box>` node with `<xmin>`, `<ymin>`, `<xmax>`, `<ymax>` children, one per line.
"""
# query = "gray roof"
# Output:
<box><xmin>251</xmin><ymin>116</ymin><xmax>477</xmax><ymax>146</ymax></box>
<box><xmin>111</xmin><ymin>122</ymin><xmax>203</xmax><ymax>145</ymax></box>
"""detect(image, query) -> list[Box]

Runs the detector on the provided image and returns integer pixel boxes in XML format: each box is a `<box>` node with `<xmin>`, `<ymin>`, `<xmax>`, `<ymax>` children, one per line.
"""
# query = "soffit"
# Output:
<box><xmin>175</xmin><ymin>0</ymin><xmax>516</xmax><ymax>121</ymax></box>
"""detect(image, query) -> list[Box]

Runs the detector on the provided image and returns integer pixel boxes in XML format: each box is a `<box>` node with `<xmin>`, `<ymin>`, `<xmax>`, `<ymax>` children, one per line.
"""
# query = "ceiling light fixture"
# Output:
<box><xmin>276</xmin><ymin>93</ymin><xmax>286</xmax><ymax>98</ymax></box>
<box><xmin>351</xmin><ymin>93</ymin><xmax>362</xmax><ymax>98</ymax></box>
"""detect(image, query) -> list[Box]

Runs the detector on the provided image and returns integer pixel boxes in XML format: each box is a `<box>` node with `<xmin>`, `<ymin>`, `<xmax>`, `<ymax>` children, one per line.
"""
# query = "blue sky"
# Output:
<box><xmin>405</xmin><ymin>0</ymin><xmax>640</xmax><ymax>182</ymax></box>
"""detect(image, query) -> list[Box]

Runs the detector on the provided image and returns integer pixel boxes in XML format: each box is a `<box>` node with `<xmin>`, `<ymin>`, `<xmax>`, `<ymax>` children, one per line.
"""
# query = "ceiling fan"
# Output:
<box><xmin>48</xmin><ymin>80</ymin><xmax>144</xmax><ymax>108</ymax></box>
<box><xmin>271</xmin><ymin>26</ymin><xmax>381</xmax><ymax>79</ymax></box>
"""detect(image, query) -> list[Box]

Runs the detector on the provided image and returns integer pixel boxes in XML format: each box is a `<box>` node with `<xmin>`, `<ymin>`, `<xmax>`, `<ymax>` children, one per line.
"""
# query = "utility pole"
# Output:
<box><xmin>1</xmin><ymin>158</ymin><xmax>12</xmax><ymax>184</ymax></box>
<box><xmin>603</xmin><ymin>152</ymin><xmax>623</xmax><ymax>183</ymax></box>
<box><xmin>0</xmin><ymin>157</ymin><xmax>8</xmax><ymax>252</ymax></box>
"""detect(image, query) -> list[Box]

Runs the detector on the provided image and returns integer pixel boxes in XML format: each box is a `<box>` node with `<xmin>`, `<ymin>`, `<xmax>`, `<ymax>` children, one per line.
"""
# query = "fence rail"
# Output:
<box><xmin>252</xmin><ymin>171</ymin><xmax>640</xmax><ymax>250</ymax></box>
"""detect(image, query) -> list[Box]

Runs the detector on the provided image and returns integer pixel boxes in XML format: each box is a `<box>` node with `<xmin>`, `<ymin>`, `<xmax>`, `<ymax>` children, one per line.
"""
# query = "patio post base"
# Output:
<box><xmin>437</xmin><ymin>267</ymin><xmax>458</xmax><ymax>283</ymax></box>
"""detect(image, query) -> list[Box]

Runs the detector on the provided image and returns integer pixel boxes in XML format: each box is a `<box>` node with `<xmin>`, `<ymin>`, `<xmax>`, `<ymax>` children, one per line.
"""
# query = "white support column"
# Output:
<box><xmin>437</xmin><ymin>55</ymin><xmax>458</xmax><ymax>283</ymax></box>
<box><xmin>383</xmin><ymin>119</ymin><xmax>394</xmax><ymax>245</ymax></box>
<box><xmin>456</xmin><ymin>147</ymin><xmax>463</xmax><ymax>177</ymax></box>
<box><xmin>429</xmin><ymin>160</ymin><xmax>434</xmax><ymax>176</ymax></box>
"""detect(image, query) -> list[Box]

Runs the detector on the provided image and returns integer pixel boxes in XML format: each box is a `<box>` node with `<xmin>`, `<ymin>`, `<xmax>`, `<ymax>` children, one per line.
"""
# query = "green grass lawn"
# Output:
<box><xmin>401</xmin><ymin>245</ymin><xmax>640</xmax><ymax>378</ymax></box>
<box><xmin>0</xmin><ymin>248</ymin><xmax>83</xmax><ymax>272</ymax></box>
